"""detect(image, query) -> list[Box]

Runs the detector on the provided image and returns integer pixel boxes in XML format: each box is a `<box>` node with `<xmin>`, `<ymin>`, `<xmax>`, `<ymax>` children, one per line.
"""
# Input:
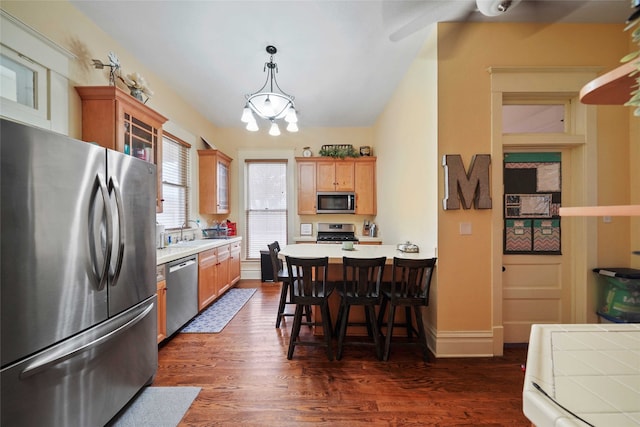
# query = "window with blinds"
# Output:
<box><xmin>157</xmin><ymin>133</ymin><xmax>190</xmax><ymax>229</ymax></box>
<box><xmin>245</xmin><ymin>161</ymin><xmax>287</xmax><ymax>259</ymax></box>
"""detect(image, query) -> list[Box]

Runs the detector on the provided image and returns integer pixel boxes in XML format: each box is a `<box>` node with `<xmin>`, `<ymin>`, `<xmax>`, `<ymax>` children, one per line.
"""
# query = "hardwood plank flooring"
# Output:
<box><xmin>154</xmin><ymin>280</ymin><xmax>530</xmax><ymax>426</ymax></box>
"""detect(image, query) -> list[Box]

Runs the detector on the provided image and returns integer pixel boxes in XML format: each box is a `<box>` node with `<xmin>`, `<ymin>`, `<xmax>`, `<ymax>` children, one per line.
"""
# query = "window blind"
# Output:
<box><xmin>245</xmin><ymin>161</ymin><xmax>287</xmax><ymax>259</ymax></box>
<box><xmin>157</xmin><ymin>134</ymin><xmax>190</xmax><ymax>229</ymax></box>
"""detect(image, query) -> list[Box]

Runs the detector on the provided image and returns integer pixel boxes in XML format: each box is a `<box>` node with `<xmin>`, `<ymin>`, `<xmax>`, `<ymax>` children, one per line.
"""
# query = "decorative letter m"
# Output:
<box><xmin>442</xmin><ymin>154</ymin><xmax>492</xmax><ymax>210</ymax></box>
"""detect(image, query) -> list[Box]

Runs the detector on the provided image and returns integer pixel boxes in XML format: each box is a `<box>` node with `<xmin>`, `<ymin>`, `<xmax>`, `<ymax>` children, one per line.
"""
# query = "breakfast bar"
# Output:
<box><xmin>278</xmin><ymin>243</ymin><xmax>433</xmax><ymax>264</ymax></box>
<box><xmin>278</xmin><ymin>244</ymin><xmax>437</xmax><ymax>337</ymax></box>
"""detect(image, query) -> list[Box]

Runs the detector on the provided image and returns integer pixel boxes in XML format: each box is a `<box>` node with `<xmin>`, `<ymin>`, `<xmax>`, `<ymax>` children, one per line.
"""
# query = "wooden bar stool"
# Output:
<box><xmin>335</xmin><ymin>256</ymin><xmax>386</xmax><ymax>360</ymax></box>
<box><xmin>285</xmin><ymin>256</ymin><xmax>335</xmax><ymax>360</ymax></box>
<box><xmin>269</xmin><ymin>241</ymin><xmax>310</xmax><ymax>328</ymax></box>
<box><xmin>377</xmin><ymin>257</ymin><xmax>437</xmax><ymax>361</ymax></box>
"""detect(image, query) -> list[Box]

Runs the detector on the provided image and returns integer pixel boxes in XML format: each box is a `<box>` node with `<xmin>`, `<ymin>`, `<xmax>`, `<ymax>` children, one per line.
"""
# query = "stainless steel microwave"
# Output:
<box><xmin>317</xmin><ymin>192</ymin><xmax>355</xmax><ymax>214</ymax></box>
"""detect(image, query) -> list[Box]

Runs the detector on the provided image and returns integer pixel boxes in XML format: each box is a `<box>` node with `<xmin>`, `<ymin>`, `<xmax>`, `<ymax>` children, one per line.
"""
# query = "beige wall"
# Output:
<box><xmin>433</xmin><ymin>22</ymin><xmax>635</xmax><ymax>352</ymax></box>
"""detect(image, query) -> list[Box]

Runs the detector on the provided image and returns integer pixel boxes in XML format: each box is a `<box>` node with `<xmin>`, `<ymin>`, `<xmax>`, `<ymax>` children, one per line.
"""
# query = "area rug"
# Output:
<box><xmin>180</xmin><ymin>287</ymin><xmax>257</xmax><ymax>333</ymax></box>
<box><xmin>110</xmin><ymin>386</ymin><xmax>201</xmax><ymax>427</ymax></box>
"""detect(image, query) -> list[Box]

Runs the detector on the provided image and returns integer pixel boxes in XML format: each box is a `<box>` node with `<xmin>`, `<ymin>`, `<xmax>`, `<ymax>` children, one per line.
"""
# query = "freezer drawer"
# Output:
<box><xmin>1</xmin><ymin>296</ymin><xmax>158</xmax><ymax>427</ymax></box>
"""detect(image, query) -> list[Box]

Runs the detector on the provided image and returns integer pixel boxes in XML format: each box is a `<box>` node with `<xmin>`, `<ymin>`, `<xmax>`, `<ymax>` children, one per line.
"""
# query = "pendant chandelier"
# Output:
<box><xmin>241</xmin><ymin>45</ymin><xmax>298</xmax><ymax>135</ymax></box>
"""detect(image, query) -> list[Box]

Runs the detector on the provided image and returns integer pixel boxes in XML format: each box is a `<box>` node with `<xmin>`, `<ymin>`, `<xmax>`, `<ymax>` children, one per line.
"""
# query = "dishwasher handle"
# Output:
<box><xmin>169</xmin><ymin>259</ymin><xmax>196</xmax><ymax>274</ymax></box>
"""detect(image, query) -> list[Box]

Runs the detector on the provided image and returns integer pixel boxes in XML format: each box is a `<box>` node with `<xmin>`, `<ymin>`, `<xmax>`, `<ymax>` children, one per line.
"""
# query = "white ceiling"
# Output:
<box><xmin>70</xmin><ymin>1</ymin><xmax>633</xmax><ymax>130</ymax></box>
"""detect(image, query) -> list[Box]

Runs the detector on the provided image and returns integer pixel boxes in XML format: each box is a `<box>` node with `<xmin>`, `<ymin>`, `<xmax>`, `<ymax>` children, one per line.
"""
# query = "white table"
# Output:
<box><xmin>523</xmin><ymin>323</ymin><xmax>640</xmax><ymax>426</ymax></box>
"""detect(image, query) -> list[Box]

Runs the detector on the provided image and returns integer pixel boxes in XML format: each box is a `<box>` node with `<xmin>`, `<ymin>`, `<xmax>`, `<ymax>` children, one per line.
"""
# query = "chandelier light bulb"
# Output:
<box><xmin>263</xmin><ymin>97</ymin><xmax>275</xmax><ymax>117</ymax></box>
<box><xmin>286</xmin><ymin>122</ymin><xmax>298</xmax><ymax>133</ymax></box>
<box><xmin>246</xmin><ymin>120</ymin><xmax>259</xmax><ymax>132</ymax></box>
<box><xmin>269</xmin><ymin>121</ymin><xmax>281</xmax><ymax>136</ymax></box>
<box><xmin>241</xmin><ymin>105</ymin><xmax>253</xmax><ymax>123</ymax></box>
<box><xmin>284</xmin><ymin>106</ymin><xmax>298</xmax><ymax>123</ymax></box>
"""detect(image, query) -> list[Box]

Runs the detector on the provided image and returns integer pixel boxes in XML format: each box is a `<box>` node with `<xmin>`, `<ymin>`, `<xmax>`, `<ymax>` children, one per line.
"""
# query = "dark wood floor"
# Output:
<box><xmin>154</xmin><ymin>280</ymin><xmax>531</xmax><ymax>426</ymax></box>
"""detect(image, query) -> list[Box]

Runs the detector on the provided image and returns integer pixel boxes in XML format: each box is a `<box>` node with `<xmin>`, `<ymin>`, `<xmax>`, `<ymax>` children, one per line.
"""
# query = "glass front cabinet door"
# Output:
<box><xmin>198</xmin><ymin>149</ymin><xmax>232</xmax><ymax>215</ymax></box>
<box><xmin>76</xmin><ymin>86</ymin><xmax>168</xmax><ymax>212</ymax></box>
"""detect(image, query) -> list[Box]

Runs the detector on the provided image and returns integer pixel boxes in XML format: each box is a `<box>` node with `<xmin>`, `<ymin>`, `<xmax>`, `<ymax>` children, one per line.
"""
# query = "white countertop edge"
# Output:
<box><xmin>157</xmin><ymin>237</ymin><xmax>242</xmax><ymax>265</ymax></box>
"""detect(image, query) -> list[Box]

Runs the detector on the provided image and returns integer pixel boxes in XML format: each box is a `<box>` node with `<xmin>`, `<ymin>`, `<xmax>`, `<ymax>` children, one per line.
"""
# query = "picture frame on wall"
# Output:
<box><xmin>300</xmin><ymin>223</ymin><xmax>312</xmax><ymax>236</ymax></box>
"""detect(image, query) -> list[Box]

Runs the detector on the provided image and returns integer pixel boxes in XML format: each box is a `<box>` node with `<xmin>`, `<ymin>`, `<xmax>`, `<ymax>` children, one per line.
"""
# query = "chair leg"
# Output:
<box><xmin>405</xmin><ymin>306</ymin><xmax>413</xmax><ymax>339</ymax></box>
<box><xmin>321</xmin><ymin>302</ymin><xmax>333</xmax><ymax>361</ymax></box>
<box><xmin>275</xmin><ymin>280</ymin><xmax>289</xmax><ymax>328</ymax></box>
<box><xmin>367</xmin><ymin>305</ymin><xmax>382</xmax><ymax>360</ymax></box>
<box><xmin>336</xmin><ymin>303</ymin><xmax>350</xmax><ymax>360</ymax></box>
<box><xmin>377</xmin><ymin>297</ymin><xmax>388</xmax><ymax>335</ymax></box>
<box><xmin>383</xmin><ymin>304</ymin><xmax>396</xmax><ymax>361</ymax></box>
<box><xmin>287</xmin><ymin>304</ymin><xmax>304</xmax><ymax>360</ymax></box>
<box><xmin>413</xmin><ymin>305</ymin><xmax>429</xmax><ymax>362</ymax></box>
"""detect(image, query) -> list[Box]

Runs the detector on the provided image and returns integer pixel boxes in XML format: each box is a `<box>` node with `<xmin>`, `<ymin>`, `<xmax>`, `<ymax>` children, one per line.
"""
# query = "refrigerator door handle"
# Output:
<box><xmin>19</xmin><ymin>301</ymin><xmax>154</xmax><ymax>379</ymax></box>
<box><xmin>108</xmin><ymin>175</ymin><xmax>125</xmax><ymax>287</ymax></box>
<box><xmin>96</xmin><ymin>174</ymin><xmax>113</xmax><ymax>291</ymax></box>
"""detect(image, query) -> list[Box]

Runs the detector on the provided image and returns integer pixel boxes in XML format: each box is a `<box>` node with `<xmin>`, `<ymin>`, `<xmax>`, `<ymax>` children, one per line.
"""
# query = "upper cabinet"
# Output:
<box><xmin>296</xmin><ymin>157</ymin><xmax>376</xmax><ymax>215</ymax></box>
<box><xmin>316</xmin><ymin>160</ymin><xmax>355</xmax><ymax>191</ymax></box>
<box><xmin>354</xmin><ymin>158</ymin><xmax>376</xmax><ymax>215</ymax></box>
<box><xmin>76</xmin><ymin>86</ymin><xmax>167</xmax><ymax>212</ymax></box>
<box><xmin>198</xmin><ymin>149</ymin><xmax>232</xmax><ymax>215</ymax></box>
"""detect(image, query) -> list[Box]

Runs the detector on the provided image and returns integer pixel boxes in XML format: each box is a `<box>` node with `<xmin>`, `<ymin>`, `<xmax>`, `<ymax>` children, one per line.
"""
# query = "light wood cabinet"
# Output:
<box><xmin>156</xmin><ymin>280</ymin><xmax>166</xmax><ymax>343</ymax></box>
<box><xmin>296</xmin><ymin>157</ymin><xmax>376</xmax><ymax>215</ymax></box>
<box><xmin>229</xmin><ymin>240</ymin><xmax>241</xmax><ymax>286</ymax></box>
<box><xmin>297</xmin><ymin>161</ymin><xmax>317</xmax><ymax>214</ymax></box>
<box><xmin>216</xmin><ymin>245</ymin><xmax>231</xmax><ymax>296</ymax></box>
<box><xmin>198</xmin><ymin>150</ymin><xmax>232</xmax><ymax>215</ymax></box>
<box><xmin>198</xmin><ymin>248</ymin><xmax>218</xmax><ymax>311</ymax></box>
<box><xmin>76</xmin><ymin>86</ymin><xmax>167</xmax><ymax>212</ymax></box>
<box><xmin>316</xmin><ymin>160</ymin><xmax>355</xmax><ymax>191</ymax></box>
<box><xmin>354</xmin><ymin>158</ymin><xmax>376</xmax><ymax>215</ymax></box>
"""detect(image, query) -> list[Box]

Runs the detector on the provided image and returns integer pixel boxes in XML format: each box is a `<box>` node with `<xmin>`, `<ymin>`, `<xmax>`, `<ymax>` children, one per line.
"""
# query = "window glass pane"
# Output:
<box><xmin>503</xmin><ymin>104</ymin><xmax>565</xmax><ymax>134</ymax></box>
<box><xmin>0</xmin><ymin>53</ymin><xmax>36</xmax><ymax>108</ymax></box>
<box><xmin>157</xmin><ymin>136</ymin><xmax>190</xmax><ymax>229</ymax></box>
<box><xmin>246</xmin><ymin>161</ymin><xmax>287</xmax><ymax>259</ymax></box>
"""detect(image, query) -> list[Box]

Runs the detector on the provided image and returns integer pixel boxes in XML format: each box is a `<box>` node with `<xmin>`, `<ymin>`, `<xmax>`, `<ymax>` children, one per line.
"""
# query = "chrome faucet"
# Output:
<box><xmin>180</xmin><ymin>219</ymin><xmax>201</xmax><ymax>242</ymax></box>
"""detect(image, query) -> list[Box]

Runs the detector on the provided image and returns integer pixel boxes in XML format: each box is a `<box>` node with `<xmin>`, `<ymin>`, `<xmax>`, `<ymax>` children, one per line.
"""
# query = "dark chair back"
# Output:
<box><xmin>390</xmin><ymin>257</ymin><xmax>437</xmax><ymax>303</ymax></box>
<box><xmin>285</xmin><ymin>256</ymin><xmax>330</xmax><ymax>300</ymax></box>
<box><xmin>341</xmin><ymin>256</ymin><xmax>386</xmax><ymax>299</ymax></box>
<box><xmin>267</xmin><ymin>241</ymin><xmax>284</xmax><ymax>280</ymax></box>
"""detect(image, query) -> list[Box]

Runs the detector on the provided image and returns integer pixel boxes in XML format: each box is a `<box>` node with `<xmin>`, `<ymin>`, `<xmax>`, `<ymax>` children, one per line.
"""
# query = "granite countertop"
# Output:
<box><xmin>157</xmin><ymin>237</ymin><xmax>242</xmax><ymax>265</ymax></box>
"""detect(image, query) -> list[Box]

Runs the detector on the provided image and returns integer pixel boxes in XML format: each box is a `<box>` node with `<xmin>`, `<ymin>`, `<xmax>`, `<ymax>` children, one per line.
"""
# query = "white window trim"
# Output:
<box><xmin>0</xmin><ymin>10</ymin><xmax>74</xmax><ymax>134</ymax></box>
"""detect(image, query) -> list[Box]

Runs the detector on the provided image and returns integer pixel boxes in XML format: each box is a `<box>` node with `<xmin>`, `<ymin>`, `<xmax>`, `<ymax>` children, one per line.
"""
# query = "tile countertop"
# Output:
<box><xmin>523</xmin><ymin>323</ymin><xmax>640</xmax><ymax>427</ymax></box>
<box><xmin>156</xmin><ymin>237</ymin><xmax>243</xmax><ymax>265</ymax></box>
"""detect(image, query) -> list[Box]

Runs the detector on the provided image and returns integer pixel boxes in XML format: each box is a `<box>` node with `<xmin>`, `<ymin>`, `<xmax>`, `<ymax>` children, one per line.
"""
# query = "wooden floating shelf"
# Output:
<box><xmin>580</xmin><ymin>61</ymin><xmax>637</xmax><ymax>105</ymax></box>
<box><xmin>559</xmin><ymin>205</ymin><xmax>640</xmax><ymax>216</ymax></box>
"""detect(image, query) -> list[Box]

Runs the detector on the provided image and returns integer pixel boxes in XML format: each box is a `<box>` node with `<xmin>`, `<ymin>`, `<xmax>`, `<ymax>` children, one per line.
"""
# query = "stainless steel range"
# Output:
<box><xmin>316</xmin><ymin>223</ymin><xmax>359</xmax><ymax>244</ymax></box>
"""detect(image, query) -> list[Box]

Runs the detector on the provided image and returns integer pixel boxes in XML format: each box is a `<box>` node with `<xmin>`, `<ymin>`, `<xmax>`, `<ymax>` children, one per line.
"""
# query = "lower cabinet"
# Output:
<box><xmin>198</xmin><ymin>242</ymin><xmax>235</xmax><ymax>310</ymax></box>
<box><xmin>198</xmin><ymin>248</ymin><xmax>219</xmax><ymax>311</ymax></box>
<box><xmin>156</xmin><ymin>280</ymin><xmax>167</xmax><ymax>343</ymax></box>
<box><xmin>229</xmin><ymin>240</ymin><xmax>241</xmax><ymax>286</ymax></box>
<box><xmin>216</xmin><ymin>244</ymin><xmax>231</xmax><ymax>297</ymax></box>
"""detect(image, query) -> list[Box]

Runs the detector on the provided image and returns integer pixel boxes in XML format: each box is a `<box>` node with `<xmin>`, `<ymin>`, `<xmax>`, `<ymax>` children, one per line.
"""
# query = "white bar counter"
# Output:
<box><xmin>523</xmin><ymin>323</ymin><xmax>640</xmax><ymax>426</ymax></box>
<box><xmin>278</xmin><ymin>243</ymin><xmax>434</xmax><ymax>263</ymax></box>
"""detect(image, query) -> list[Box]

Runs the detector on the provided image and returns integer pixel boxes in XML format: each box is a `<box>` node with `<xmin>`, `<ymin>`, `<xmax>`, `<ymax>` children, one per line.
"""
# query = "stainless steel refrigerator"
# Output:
<box><xmin>1</xmin><ymin>118</ymin><xmax>158</xmax><ymax>426</ymax></box>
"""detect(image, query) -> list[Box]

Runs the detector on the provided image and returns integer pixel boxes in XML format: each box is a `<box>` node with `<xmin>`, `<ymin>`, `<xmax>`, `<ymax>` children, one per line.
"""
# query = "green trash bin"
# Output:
<box><xmin>593</xmin><ymin>268</ymin><xmax>640</xmax><ymax>322</ymax></box>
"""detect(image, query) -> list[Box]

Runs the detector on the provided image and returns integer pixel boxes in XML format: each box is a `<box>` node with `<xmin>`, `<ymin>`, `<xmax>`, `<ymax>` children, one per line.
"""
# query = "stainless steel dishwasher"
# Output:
<box><xmin>166</xmin><ymin>254</ymin><xmax>198</xmax><ymax>336</ymax></box>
